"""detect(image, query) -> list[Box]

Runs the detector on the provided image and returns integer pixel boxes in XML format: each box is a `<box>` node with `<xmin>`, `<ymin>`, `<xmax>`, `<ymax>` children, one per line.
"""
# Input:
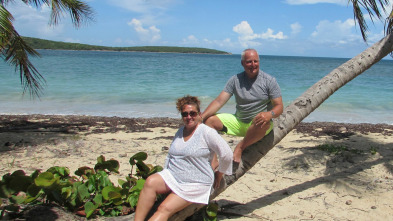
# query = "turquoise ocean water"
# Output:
<box><xmin>1</xmin><ymin>50</ymin><xmax>392</xmax><ymax>124</ymax></box>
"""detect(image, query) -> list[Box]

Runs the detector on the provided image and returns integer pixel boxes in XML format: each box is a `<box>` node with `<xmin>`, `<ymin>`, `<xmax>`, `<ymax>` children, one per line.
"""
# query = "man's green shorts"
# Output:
<box><xmin>216</xmin><ymin>113</ymin><xmax>273</xmax><ymax>137</ymax></box>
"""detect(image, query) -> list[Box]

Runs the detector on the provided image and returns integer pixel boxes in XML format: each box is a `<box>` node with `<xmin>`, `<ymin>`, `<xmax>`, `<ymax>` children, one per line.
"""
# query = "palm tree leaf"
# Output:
<box><xmin>15</xmin><ymin>0</ymin><xmax>93</xmax><ymax>27</ymax></box>
<box><xmin>349</xmin><ymin>0</ymin><xmax>390</xmax><ymax>41</ymax></box>
<box><xmin>0</xmin><ymin>4</ymin><xmax>14</xmax><ymax>49</ymax></box>
<box><xmin>3</xmin><ymin>32</ymin><xmax>45</xmax><ymax>97</ymax></box>
<box><xmin>385</xmin><ymin>7</ymin><xmax>393</xmax><ymax>35</ymax></box>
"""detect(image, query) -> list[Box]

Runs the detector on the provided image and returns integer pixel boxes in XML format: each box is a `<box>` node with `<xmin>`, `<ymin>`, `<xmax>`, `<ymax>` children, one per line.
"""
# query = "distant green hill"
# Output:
<box><xmin>22</xmin><ymin>36</ymin><xmax>231</xmax><ymax>55</ymax></box>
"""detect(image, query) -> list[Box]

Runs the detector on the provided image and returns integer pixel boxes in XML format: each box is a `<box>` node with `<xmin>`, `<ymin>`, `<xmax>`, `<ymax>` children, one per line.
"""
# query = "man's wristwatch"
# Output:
<box><xmin>271</xmin><ymin>110</ymin><xmax>275</xmax><ymax>118</ymax></box>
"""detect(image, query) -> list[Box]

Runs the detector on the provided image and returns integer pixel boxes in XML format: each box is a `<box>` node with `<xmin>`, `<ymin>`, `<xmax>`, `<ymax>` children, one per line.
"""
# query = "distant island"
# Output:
<box><xmin>22</xmin><ymin>36</ymin><xmax>231</xmax><ymax>55</ymax></box>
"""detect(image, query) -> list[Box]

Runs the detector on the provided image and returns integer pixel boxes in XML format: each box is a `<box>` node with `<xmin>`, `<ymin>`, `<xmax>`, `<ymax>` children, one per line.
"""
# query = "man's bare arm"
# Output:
<box><xmin>201</xmin><ymin>91</ymin><xmax>231</xmax><ymax>120</ymax></box>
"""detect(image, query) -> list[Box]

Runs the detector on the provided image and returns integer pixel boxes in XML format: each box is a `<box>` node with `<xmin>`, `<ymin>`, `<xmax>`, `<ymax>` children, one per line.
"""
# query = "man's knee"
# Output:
<box><xmin>248</xmin><ymin>121</ymin><xmax>271</xmax><ymax>136</ymax></box>
<box><xmin>204</xmin><ymin>115</ymin><xmax>224</xmax><ymax>131</ymax></box>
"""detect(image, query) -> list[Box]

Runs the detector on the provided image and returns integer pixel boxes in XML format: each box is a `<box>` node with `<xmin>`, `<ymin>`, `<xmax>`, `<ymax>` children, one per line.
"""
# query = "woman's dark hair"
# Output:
<box><xmin>176</xmin><ymin>95</ymin><xmax>201</xmax><ymax>112</ymax></box>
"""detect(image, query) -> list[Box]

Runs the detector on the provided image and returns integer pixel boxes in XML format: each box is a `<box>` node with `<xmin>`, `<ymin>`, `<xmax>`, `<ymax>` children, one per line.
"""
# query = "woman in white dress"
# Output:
<box><xmin>134</xmin><ymin>95</ymin><xmax>233</xmax><ymax>221</ymax></box>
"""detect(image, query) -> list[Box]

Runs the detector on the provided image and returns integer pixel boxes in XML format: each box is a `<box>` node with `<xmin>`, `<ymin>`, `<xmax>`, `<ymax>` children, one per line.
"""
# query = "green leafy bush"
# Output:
<box><xmin>0</xmin><ymin>152</ymin><xmax>162</xmax><ymax>219</ymax></box>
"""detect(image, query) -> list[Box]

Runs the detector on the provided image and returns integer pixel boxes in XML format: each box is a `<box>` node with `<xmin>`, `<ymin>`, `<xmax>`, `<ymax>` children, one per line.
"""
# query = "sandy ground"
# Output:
<box><xmin>0</xmin><ymin>115</ymin><xmax>392</xmax><ymax>220</ymax></box>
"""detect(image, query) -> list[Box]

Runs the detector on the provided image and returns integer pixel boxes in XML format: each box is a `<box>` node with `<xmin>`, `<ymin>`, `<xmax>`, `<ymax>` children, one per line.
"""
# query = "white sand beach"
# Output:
<box><xmin>0</xmin><ymin>115</ymin><xmax>392</xmax><ymax>220</ymax></box>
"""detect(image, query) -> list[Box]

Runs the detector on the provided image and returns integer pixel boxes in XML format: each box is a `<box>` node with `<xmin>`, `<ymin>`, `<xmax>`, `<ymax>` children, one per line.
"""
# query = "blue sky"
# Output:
<box><xmin>7</xmin><ymin>0</ymin><xmax>393</xmax><ymax>58</ymax></box>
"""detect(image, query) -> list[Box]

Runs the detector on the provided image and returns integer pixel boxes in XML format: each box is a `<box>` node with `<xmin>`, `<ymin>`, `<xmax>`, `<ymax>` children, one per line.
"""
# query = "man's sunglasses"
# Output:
<box><xmin>181</xmin><ymin>111</ymin><xmax>198</xmax><ymax>117</ymax></box>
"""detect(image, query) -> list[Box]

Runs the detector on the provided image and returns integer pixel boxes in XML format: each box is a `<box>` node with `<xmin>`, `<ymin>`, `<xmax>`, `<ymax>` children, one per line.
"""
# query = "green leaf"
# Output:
<box><xmin>127</xmin><ymin>192</ymin><xmax>139</xmax><ymax>208</ymax></box>
<box><xmin>97</xmin><ymin>155</ymin><xmax>105</xmax><ymax>164</ymax></box>
<box><xmin>34</xmin><ymin>172</ymin><xmax>58</xmax><ymax>187</ymax></box>
<box><xmin>25</xmin><ymin>184</ymin><xmax>42</xmax><ymax>203</ymax></box>
<box><xmin>96</xmin><ymin>171</ymin><xmax>112</xmax><ymax>188</ymax></box>
<box><xmin>84</xmin><ymin>201</ymin><xmax>96</xmax><ymax>218</ymax></box>
<box><xmin>98</xmin><ymin>209</ymin><xmax>105</xmax><ymax>216</ymax></box>
<box><xmin>118</xmin><ymin>179</ymin><xmax>126</xmax><ymax>186</ymax></box>
<box><xmin>11</xmin><ymin>170</ymin><xmax>26</xmax><ymax>177</ymax></box>
<box><xmin>30</xmin><ymin>170</ymin><xmax>41</xmax><ymax>179</ymax></box>
<box><xmin>10</xmin><ymin>194</ymin><xmax>26</xmax><ymax>204</ymax></box>
<box><xmin>87</xmin><ymin>182</ymin><xmax>95</xmax><ymax>193</ymax></box>
<box><xmin>47</xmin><ymin>166</ymin><xmax>70</xmax><ymax>177</ymax></box>
<box><xmin>95</xmin><ymin>159</ymin><xmax>120</xmax><ymax>173</ymax></box>
<box><xmin>75</xmin><ymin>166</ymin><xmax>95</xmax><ymax>177</ymax></box>
<box><xmin>77</xmin><ymin>184</ymin><xmax>90</xmax><ymax>201</ymax></box>
<box><xmin>26</xmin><ymin>184</ymin><xmax>41</xmax><ymax>198</ymax></box>
<box><xmin>9</xmin><ymin>175</ymin><xmax>33</xmax><ymax>192</ymax></box>
<box><xmin>61</xmin><ymin>186</ymin><xmax>72</xmax><ymax>199</ymax></box>
<box><xmin>149</xmin><ymin>165</ymin><xmax>163</xmax><ymax>175</ymax></box>
<box><xmin>93</xmin><ymin>194</ymin><xmax>103</xmax><ymax>207</ymax></box>
<box><xmin>129</xmin><ymin>152</ymin><xmax>148</xmax><ymax>165</ymax></box>
<box><xmin>102</xmin><ymin>186</ymin><xmax>121</xmax><ymax>201</ymax></box>
<box><xmin>0</xmin><ymin>183</ymin><xmax>12</xmax><ymax>198</ymax></box>
<box><xmin>136</xmin><ymin>161</ymin><xmax>151</xmax><ymax>179</ymax></box>
<box><xmin>106</xmin><ymin>159</ymin><xmax>120</xmax><ymax>173</ymax></box>
<box><xmin>130</xmin><ymin>179</ymin><xmax>145</xmax><ymax>192</ymax></box>
<box><xmin>109</xmin><ymin>191</ymin><xmax>123</xmax><ymax>205</ymax></box>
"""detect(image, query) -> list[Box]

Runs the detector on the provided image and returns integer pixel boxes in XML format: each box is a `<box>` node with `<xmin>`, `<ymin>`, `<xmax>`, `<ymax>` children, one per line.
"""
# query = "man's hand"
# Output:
<box><xmin>252</xmin><ymin>112</ymin><xmax>271</xmax><ymax>127</ymax></box>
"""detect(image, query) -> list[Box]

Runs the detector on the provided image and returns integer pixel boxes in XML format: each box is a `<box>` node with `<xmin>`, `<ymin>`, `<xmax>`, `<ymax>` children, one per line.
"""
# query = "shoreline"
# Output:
<box><xmin>1</xmin><ymin>114</ymin><xmax>392</xmax><ymax>135</ymax></box>
<box><xmin>1</xmin><ymin>114</ymin><xmax>392</xmax><ymax>220</ymax></box>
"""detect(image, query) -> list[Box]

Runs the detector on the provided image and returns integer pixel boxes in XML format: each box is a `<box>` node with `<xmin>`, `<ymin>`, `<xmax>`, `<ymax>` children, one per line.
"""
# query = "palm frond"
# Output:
<box><xmin>13</xmin><ymin>0</ymin><xmax>93</xmax><ymax>27</ymax></box>
<box><xmin>2</xmin><ymin>32</ymin><xmax>45</xmax><ymax>98</ymax></box>
<box><xmin>385</xmin><ymin>6</ymin><xmax>393</xmax><ymax>57</ymax></box>
<box><xmin>0</xmin><ymin>4</ymin><xmax>14</xmax><ymax>49</ymax></box>
<box><xmin>48</xmin><ymin>0</ymin><xmax>94</xmax><ymax>27</ymax></box>
<box><xmin>385</xmin><ymin>6</ymin><xmax>393</xmax><ymax>35</ymax></box>
<box><xmin>349</xmin><ymin>0</ymin><xmax>390</xmax><ymax>41</ymax></box>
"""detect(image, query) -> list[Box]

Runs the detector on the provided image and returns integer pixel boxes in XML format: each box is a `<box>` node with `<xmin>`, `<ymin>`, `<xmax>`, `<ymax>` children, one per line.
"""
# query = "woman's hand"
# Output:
<box><xmin>213</xmin><ymin>171</ymin><xmax>224</xmax><ymax>189</ymax></box>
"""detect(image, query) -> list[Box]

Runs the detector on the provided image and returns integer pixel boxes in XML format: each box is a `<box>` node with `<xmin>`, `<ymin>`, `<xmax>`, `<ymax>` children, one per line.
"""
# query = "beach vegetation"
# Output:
<box><xmin>22</xmin><ymin>36</ymin><xmax>231</xmax><ymax>55</ymax></box>
<box><xmin>0</xmin><ymin>152</ymin><xmax>162</xmax><ymax>219</ymax></box>
<box><xmin>316</xmin><ymin>143</ymin><xmax>364</xmax><ymax>155</ymax></box>
<box><xmin>316</xmin><ymin>144</ymin><xmax>349</xmax><ymax>154</ymax></box>
<box><xmin>0</xmin><ymin>0</ymin><xmax>94</xmax><ymax>97</ymax></box>
<box><xmin>369</xmin><ymin>146</ymin><xmax>378</xmax><ymax>155</ymax></box>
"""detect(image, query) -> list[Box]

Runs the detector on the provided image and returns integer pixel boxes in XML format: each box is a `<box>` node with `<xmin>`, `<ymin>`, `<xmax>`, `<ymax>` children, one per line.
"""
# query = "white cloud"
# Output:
<box><xmin>311</xmin><ymin>19</ymin><xmax>363</xmax><ymax>44</ymax></box>
<box><xmin>285</xmin><ymin>0</ymin><xmax>347</xmax><ymax>5</ymax></box>
<box><xmin>107</xmin><ymin>0</ymin><xmax>178</xmax><ymax>26</ymax></box>
<box><xmin>63</xmin><ymin>38</ymin><xmax>81</xmax><ymax>43</ymax></box>
<box><xmin>232</xmin><ymin>21</ymin><xmax>287</xmax><ymax>48</ymax></box>
<box><xmin>128</xmin><ymin>18</ymin><xmax>161</xmax><ymax>42</ymax></box>
<box><xmin>6</xmin><ymin>2</ymin><xmax>67</xmax><ymax>38</ymax></box>
<box><xmin>291</xmin><ymin>22</ymin><xmax>302</xmax><ymax>35</ymax></box>
<box><xmin>182</xmin><ymin>35</ymin><xmax>199</xmax><ymax>44</ymax></box>
<box><xmin>207</xmin><ymin>38</ymin><xmax>235</xmax><ymax>49</ymax></box>
<box><xmin>366</xmin><ymin>30</ymin><xmax>385</xmax><ymax>44</ymax></box>
<box><xmin>107</xmin><ymin>0</ymin><xmax>178</xmax><ymax>14</ymax></box>
<box><xmin>233</xmin><ymin>21</ymin><xmax>255</xmax><ymax>36</ymax></box>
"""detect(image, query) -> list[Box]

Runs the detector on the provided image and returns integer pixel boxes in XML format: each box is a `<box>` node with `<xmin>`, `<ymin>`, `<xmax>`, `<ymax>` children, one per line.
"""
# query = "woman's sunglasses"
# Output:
<box><xmin>181</xmin><ymin>111</ymin><xmax>198</xmax><ymax>117</ymax></box>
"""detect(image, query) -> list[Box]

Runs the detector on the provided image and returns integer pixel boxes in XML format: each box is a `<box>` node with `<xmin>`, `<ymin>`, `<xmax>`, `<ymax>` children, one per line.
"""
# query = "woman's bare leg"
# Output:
<box><xmin>149</xmin><ymin>192</ymin><xmax>192</xmax><ymax>221</ymax></box>
<box><xmin>134</xmin><ymin>174</ymin><xmax>171</xmax><ymax>221</ymax></box>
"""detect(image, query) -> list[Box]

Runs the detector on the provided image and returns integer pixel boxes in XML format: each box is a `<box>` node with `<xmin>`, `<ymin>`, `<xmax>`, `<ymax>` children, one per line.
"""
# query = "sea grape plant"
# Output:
<box><xmin>0</xmin><ymin>152</ymin><xmax>162</xmax><ymax>219</ymax></box>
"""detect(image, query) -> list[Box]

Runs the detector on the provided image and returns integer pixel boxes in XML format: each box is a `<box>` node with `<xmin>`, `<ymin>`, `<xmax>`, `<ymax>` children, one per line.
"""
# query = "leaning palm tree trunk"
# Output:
<box><xmin>167</xmin><ymin>33</ymin><xmax>393</xmax><ymax>220</ymax></box>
